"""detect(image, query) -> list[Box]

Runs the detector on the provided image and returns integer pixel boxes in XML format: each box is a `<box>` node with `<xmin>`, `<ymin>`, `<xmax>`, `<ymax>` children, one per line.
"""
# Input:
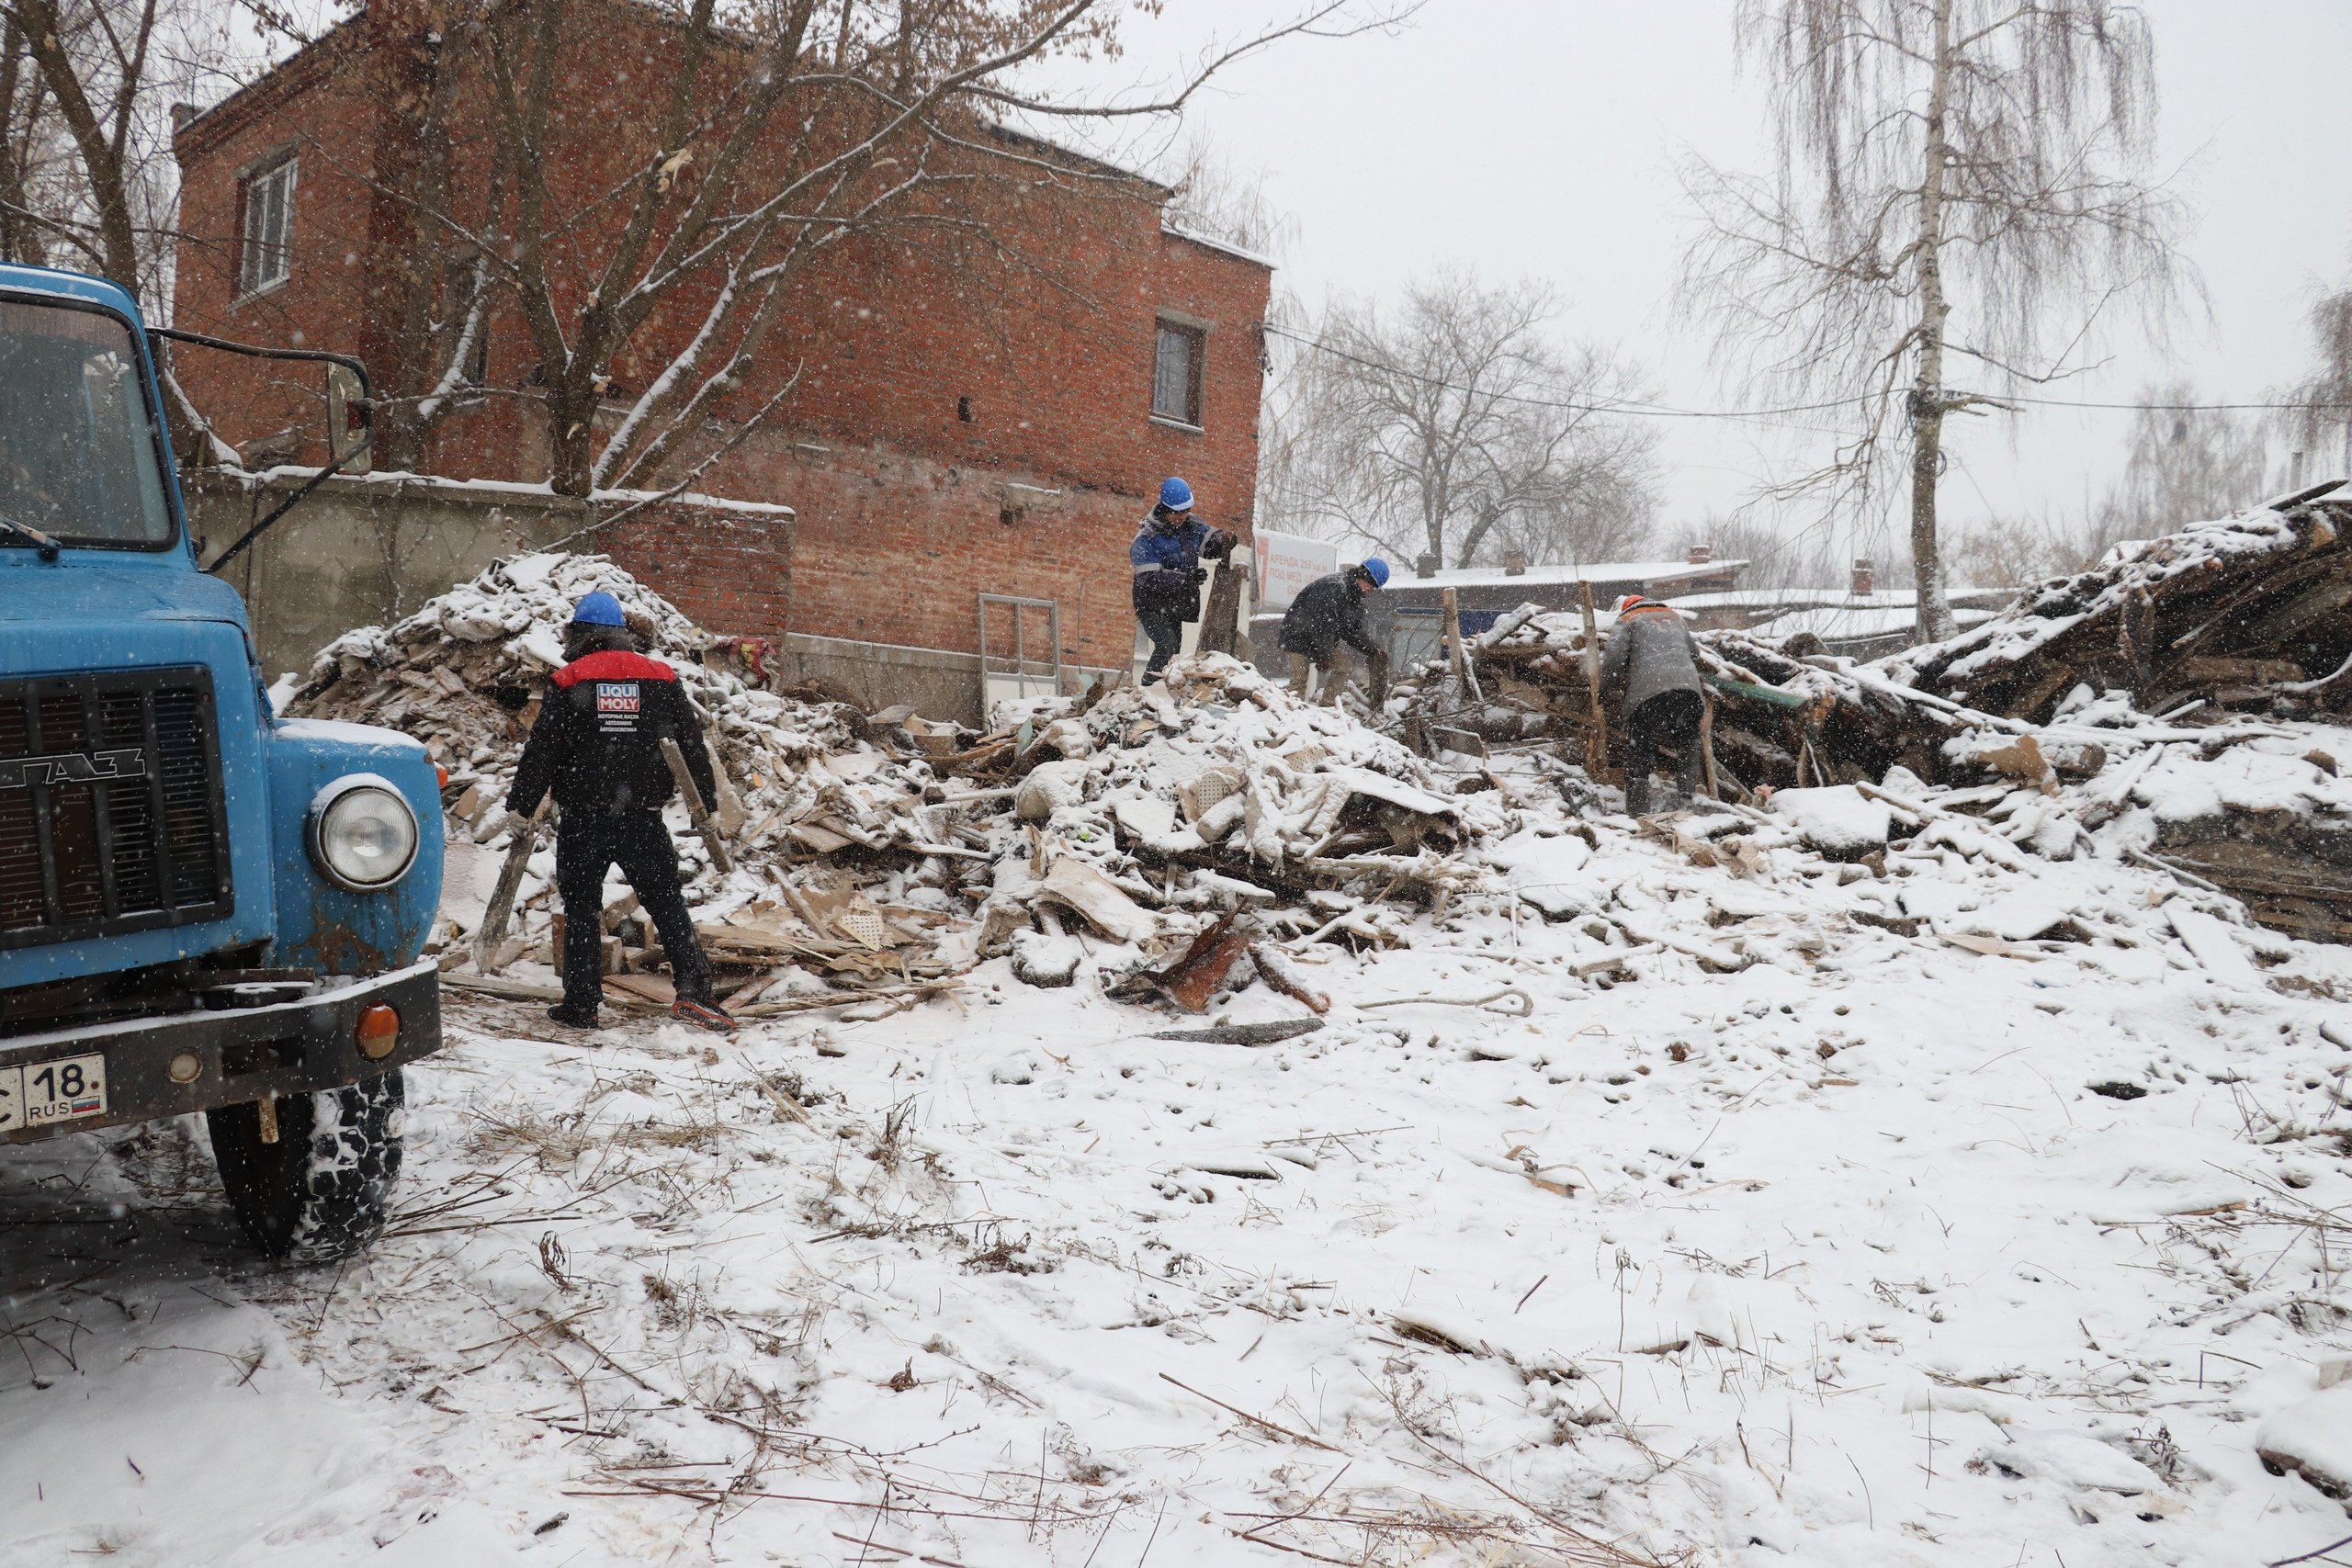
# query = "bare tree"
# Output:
<box><xmin>1678</xmin><ymin>0</ymin><xmax>2192</xmax><ymax>644</ymax></box>
<box><xmin>0</xmin><ymin>8</ymin><xmax>65</xmax><ymax>266</ymax></box>
<box><xmin>1162</xmin><ymin>130</ymin><xmax>1297</xmax><ymax>262</ymax></box>
<box><xmin>2088</xmin><ymin>378</ymin><xmax>2267</xmax><ymax>548</ymax></box>
<box><xmin>1262</xmin><ymin>270</ymin><xmax>1659</xmax><ymax>570</ymax></box>
<box><xmin>1945</xmin><ymin>511</ymin><xmax>2091</xmax><ymax>586</ymax></box>
<box><xmin>2283</xmin><ymin>268</ymin><xmax>2352</xmax><ymax>484</ymax></box>
<box><xmin>0</xmin><ymin>0</ymin><xmax>249</xmax><ymax>299</ymax></box>
<box><xmin>1669</xmin><ymin>511</ymin><xmax>1853</xmax><ymax>592</ymax></box>
<box><xmin>349</xmin><ymin>0</ymin><xmax>1402</xmax><ymax>497</ymax></box>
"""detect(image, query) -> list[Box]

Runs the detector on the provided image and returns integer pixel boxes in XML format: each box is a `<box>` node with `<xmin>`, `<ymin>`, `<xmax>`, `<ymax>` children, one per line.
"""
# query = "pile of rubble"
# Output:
<box><xmin>1384</xmin><ymin>482</ymin><xmax>2352</xmax><ymax>945</ymax></box>
<box><xmin>288</xmin><ymin>555</ymin><xmax>1500</xmax><ymax>1018</ymax></box>
<box><xmin>1894</xmin><ymin>481</ymin><xmax>2352</xmax><ymax>721</ymax></box>
<box><xmin>289</xmin><ymin>476</ymin><xmax>2352</xmax><ymax>1011</ymax></box>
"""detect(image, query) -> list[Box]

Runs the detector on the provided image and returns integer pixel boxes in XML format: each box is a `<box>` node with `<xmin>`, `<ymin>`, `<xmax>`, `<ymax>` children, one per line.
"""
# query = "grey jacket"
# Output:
<box><xmin>1600</xmin><ymin>604</ymin><xmax>1702</xmax><ymax>713</ymax></box>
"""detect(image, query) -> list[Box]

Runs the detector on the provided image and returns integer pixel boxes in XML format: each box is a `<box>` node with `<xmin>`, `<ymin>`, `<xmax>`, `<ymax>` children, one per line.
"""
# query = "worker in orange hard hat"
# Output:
<box><xmin>1600</xmin><ymin>595</ymin><xmax>1703</xmax><ymax>817</ymax></box>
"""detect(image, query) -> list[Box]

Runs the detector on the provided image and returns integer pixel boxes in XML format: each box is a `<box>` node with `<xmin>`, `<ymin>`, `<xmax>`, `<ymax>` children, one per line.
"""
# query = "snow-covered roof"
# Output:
<box><xmin>1752</xmin><ymin>602</ymin><xmax>1999</xmax><ymax>643</ymax></box>
<box><xmin>1672</xmin><ymin>585</ymin><xmax>2013</xmax><ymax>611</ymax></box>
<box><xmin>1396</xmin><ymin>558</ymin><xmax>1748</xmax><ymax>592</ymax></box>
<box><xmin>210</xmin><ymin>464</ymin><xmax>795</xmax><ymax>518</ymax></box>
<box><xmin>1160</xmin><ymin>224</ymin><xmax>1277</xmax><ymax>270</ymax></box>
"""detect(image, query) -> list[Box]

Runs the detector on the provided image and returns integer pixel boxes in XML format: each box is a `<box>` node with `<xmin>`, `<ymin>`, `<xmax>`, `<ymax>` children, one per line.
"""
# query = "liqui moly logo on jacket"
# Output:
<box><xmin>595</xmin><ymin>682</ymin><xmax>641</xmax><ymax>715</ymax></box>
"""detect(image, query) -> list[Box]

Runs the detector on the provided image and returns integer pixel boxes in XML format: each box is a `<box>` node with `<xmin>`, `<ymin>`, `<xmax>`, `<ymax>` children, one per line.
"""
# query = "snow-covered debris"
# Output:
<box><xmin>1769</xmin><ymin>784</ymin><xmax>1891</xmax><ymax>855</ymax></box>
<box><xmin>1893</xmin><ymin>484</ymin><xmax>2352</xmax><ymax>721</ymax></box>
<box><xmin>293</xmin><ymin>550</ymin><xmax>899</xmax><ymax>866</ymax></box>
<box><xmin>288</xmin><ymin>559</ymin><xmax>1507</xmax><ymax>1010</ymax></box>
<box><xmin>1400</xmin><ymin>500</ymin><xmax>2352</xmax><ymax>950</ymax></box>
<box><xmin>23</xmin><ymin>707</ymin><xmax>2352</xmax><ymax>1563</ymax></box>
<box><xmin>2262</xmin><ymin>1385</ymin><xmax>2352</xmax><ymax>1503</ymax></box>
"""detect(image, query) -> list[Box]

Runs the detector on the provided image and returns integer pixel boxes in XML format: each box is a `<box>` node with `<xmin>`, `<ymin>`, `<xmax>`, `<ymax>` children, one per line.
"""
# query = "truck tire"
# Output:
<box><xmin>207</xmin><ymin>1070</ymin><xmax>405</xmax><ymax>1263</ymax></box>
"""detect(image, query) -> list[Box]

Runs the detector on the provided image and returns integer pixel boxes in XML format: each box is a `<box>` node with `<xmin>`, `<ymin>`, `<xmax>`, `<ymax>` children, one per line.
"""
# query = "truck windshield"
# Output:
<box><xmin>0</xmin><ymin>298</ymin><xmax>174</xmax><ymax>548</ymax></box>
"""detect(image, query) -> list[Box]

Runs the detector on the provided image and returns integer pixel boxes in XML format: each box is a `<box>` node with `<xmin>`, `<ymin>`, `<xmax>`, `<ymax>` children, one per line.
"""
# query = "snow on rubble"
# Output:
<box><xmin>10</xmin><ymin>542</ymin><xmax>2352</xmax><ymax>1566</ymax></box>
<box><xmin>288</xmin><ymin>551</ymin><xmax>1503</xmax><ymax>1017</ymax></box>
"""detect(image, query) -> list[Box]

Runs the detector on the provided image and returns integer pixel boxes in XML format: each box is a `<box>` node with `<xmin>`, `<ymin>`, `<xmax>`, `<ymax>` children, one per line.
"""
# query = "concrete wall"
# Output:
<box><xmin>775</xmin><ymin>630</ymin><xmax>1123</xmax><ymax>728</ymax></box>
<box><xmin>186</xmin><ymin>466</ymin><xmax>1126</xmax><ymax>726</ymax></box>
<box><xmin>187</xmin><ymin>471</ymin><xmax>794</xmax><ymax>682</ymax></box>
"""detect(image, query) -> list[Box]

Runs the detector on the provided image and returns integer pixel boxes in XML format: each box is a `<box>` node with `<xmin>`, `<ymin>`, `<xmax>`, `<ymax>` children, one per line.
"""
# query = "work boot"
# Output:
<box><xmin>1624</xmin><ymin>776</ymin><xmax>1651</xmax><ymax>818</ymax></box>
<box><xmin>672</xmin><ymin>996</ymin><xmax>736</xmax><ymax>1034</ymax></box>
<box><xmin>547</xmin><ymin>1002</ymin><xmax>600</xmax><ymax>1029</ymax></box>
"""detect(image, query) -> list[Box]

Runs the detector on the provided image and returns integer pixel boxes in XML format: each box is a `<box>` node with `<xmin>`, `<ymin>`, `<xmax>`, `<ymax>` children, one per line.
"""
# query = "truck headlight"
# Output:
<box><xmin>308</xmin><ymin>774</ymin><xmax>420</xmax><ymax>892</ymax></box>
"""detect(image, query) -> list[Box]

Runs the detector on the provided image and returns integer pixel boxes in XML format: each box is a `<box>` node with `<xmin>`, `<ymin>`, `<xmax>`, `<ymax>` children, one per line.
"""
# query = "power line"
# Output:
<box><xmin>1260</xmin><ymin>321</ymin><xmax>2352</xmax><ymax>423</ymax></box>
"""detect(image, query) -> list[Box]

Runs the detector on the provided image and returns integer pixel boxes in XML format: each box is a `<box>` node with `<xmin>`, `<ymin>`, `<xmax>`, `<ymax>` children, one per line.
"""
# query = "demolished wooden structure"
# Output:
<box><xmin>1893</xmin><ymin>483</ymin><xmax>2352</xmax><ymax>722</ymax></box>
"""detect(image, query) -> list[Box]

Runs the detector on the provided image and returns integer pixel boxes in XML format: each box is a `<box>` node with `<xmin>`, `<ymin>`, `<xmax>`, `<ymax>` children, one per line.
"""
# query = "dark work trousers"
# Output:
<box><xmin>1138</xmin><ymin>609</ymin><xmax>1186</xmax><ymax>682</ymax></box>
<box><xmin>1623</xmin><ymin>690</ymin><xmax>1703</xmax><ymax>817</ymax></box>
<box><xmin>555</xmin><ymin>810</ymin><xmax>713</xmax><ymax>1012</ymax></box>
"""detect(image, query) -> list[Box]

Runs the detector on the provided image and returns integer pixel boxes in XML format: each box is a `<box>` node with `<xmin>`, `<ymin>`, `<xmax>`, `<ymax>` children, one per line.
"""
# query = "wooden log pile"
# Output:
<box><xmin>1396</xmin><ymin>485</ymin><xmax>2352</xmax><ymax>947</ymax></box>
<box><xmin>1890</xmin><ymin>484</ymin><xmax>2352</xmax><ymax>722</ymax></box>
<box><xmin>1398</xmin><ymin>614</ymin><xmax>1998</xmax><ymax>799</ymax></box>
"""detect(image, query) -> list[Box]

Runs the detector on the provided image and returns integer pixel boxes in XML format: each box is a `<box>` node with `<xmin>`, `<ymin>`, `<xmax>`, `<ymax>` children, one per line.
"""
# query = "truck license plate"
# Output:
<box><xmin>0</xmin><ymin>1054</ymin><xmax>108</xmax><ymax>1133</ymax></box>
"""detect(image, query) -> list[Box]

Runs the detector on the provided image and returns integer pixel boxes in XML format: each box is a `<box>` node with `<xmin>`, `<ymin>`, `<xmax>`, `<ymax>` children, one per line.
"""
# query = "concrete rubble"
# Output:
<box><xmin>288</xmin><ymin>486</ymin><xmax>2352</xmax><ymax>1024</ymax></box>
<box><xmin>288</xmin><ymin>552</ymin><xmax>1508</xmax><ymax>1020</ymax></box>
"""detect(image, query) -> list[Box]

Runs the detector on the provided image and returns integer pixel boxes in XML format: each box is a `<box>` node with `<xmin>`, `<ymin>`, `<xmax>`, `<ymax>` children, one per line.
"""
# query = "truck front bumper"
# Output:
<box><xmin>0</xmin><ymin>958</ymin><xmax>441</xmax><ymax>1144</ymax></box>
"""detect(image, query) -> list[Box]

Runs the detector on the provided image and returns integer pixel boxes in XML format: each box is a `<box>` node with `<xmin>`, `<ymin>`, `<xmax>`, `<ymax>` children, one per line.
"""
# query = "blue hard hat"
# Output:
<box><xmin>1159</xmin><ymin>477</ymin><xmax>1194</xmax><ymax>512</ymax></box>
<box><xmin>1360</xmin><ymin>557</ymin><xmax>1391</xmax><ymax>587</ymax></box>
<box><xmin>571</xmin><ymin>591</ymin><xmax>627</xmax><ymax>626</ymax></box>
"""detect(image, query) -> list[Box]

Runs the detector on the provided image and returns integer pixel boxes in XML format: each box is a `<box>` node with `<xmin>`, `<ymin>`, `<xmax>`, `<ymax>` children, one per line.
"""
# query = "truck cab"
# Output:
<box><xmin>0</xmin><ymin>264</ymin><xmax>440</xmax><ymax>1261</ymax></box>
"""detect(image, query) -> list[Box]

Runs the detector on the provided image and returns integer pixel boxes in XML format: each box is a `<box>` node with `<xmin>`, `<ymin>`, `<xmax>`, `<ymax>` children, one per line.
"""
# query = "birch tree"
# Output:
<box><xmin>1678</xmin><ymin>0</ymin><xmax>2190</xmax><ymax>642</ymax></box>
<box><xmin>1262</xmin><ymin>271</ymin><xmax>1659</xmax><ymax>571</ymax></box>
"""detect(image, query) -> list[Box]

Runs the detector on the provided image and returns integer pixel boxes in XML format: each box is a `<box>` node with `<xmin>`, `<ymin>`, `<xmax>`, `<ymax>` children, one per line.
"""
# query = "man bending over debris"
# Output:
<box><xmin>1279</xmin><ymin>558</ymin><xmax>1389</xmax><ymax>704</ymax></box>
<box><xmin>508</xmin><ymin>592</ymin><xmax>735</xmax><ymax>1033</ymax></box>
<box><xmin>1601</xmin><ymin>594</ymin><xmax>1703</xmax><ymax>817</ymax></box>
<box><xmin>1130</xmin><ymin>477</ymin><xmax>1238</xmax><ymax>683</ymax></box>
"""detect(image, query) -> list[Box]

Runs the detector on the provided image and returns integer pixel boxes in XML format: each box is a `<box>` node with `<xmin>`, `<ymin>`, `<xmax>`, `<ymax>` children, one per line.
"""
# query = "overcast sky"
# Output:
<box><xmin>1075</xmin><ymin>0</ymin><xmax>2352</xmax><ymax>566</ymax></box>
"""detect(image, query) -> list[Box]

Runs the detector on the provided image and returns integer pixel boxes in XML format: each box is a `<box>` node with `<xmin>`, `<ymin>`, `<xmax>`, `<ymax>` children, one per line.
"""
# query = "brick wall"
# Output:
<box><xmin>167</xmin><ymin>2</ymin><xmax>1273</xmax><ymax>694</ymax></box>
<box><xmin>598</xmin><ymin>497</ymin><xmax>795</xmax><ymax>646</ymax></box>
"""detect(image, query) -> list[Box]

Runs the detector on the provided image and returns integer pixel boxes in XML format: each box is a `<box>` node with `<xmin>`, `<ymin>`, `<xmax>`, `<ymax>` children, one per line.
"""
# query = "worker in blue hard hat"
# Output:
<box><xmin>1278</xmin><ymin>558</ymin><xmax>1389</xmax><ymax>705</ymax></box>
<box><xmin>1129</xmin><ymin>476</ymin><xmax>1238</xmax><ymax>683</ymax></box>
<box><xmin>507</xmin><ymin>591</ymin><xmax>733</xmax><ymax>1034</ymax></box>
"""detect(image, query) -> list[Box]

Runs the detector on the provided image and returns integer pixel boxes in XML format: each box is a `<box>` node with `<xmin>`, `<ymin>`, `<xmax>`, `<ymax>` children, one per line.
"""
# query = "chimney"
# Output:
<box><xmin>1503</xmin><ymin>548</ymin><xmax>1529</xmax><ymax>577</ymax></box>
<box><xmin>1414</xmin><ymin>552</ymin><xmax>1440</xmax><ymax>580</ymax></box>
<box><xmin>1851</xmin><ymin>558</ymin><xmax>1875</xmax><ymax>597</ymax></box>
<box><xmin>1687</xmin><ymin>544</ymin><xmax>1712</xmax><ymax>566</ymax></box>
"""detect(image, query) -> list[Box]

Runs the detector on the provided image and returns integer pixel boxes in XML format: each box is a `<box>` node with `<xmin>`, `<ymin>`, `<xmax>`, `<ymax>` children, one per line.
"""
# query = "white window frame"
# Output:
<box><xmin>1151</xmin><ymin>317</ymin><xmax>1205</xmax><ymax>430</ymax></box>
<box><xmin>239</xmin><ymin>156</ymin><xmax>299</xmax><ymax>299</ymax></box>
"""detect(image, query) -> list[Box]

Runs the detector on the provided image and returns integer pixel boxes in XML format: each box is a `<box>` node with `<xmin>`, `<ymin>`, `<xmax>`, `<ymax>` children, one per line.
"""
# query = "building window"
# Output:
<box><xmin>1152</xmin><ymin>319</ymin><xmax>1204</xmax><ymax>428</ymax></box>
<box><xmin>239</xmin><ymin>157</ymin><xmax>297</xmax><ymax>298</ymax></box>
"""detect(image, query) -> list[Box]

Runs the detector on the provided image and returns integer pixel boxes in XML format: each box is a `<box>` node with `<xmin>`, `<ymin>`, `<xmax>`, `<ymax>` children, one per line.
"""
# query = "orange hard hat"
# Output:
<box><xmin>1615</xmin><ymin>594</ymin><xmax>1647</xmax><ymax>615</ymax></box>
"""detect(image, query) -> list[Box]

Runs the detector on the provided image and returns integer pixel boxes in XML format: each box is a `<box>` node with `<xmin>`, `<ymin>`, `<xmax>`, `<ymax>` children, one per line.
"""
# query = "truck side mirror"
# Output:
<box><xmin>327</xmin><ymin>364</ymin><xmax>371</xmax><ymax>475</ymax></box>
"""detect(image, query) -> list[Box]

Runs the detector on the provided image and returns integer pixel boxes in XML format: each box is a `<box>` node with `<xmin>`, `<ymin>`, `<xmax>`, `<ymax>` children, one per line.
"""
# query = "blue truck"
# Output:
<box><xmin>0</xmin><ymin>263</ymin><xmax>441</xmax><ymax>1261</ymax></box>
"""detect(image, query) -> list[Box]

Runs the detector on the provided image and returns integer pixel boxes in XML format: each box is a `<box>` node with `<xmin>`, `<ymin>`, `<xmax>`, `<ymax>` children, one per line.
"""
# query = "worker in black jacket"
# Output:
<box><xmin>507</xmin><ymin>592</ymin><xmax>732</xmax><ymax>1033</ymax></box>
<box><xmin>1277</xmin><ymin>558</ymin><xmax>1390</xmax><ymax>704</ymax></box>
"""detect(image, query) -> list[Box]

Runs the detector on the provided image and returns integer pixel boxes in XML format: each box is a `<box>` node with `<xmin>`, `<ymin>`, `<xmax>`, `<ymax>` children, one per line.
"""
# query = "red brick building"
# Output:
<box><xmin>168</xmin><ymin>3</ymin><xmax>1272</xmax><ymax>715</ymax></box>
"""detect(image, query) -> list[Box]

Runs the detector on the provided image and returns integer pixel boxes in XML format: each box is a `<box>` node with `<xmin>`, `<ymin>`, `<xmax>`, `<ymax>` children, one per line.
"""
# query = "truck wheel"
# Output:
<box><xmin>207</xmin><ymin>1070</ymin><xmax>405</xmax><ymax>1263</ymax></box>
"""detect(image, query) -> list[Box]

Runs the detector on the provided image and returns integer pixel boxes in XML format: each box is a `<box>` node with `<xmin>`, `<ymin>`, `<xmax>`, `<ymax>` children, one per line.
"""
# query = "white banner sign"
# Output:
<box><xmin>1253</xmin><ymin>529</ymin><xmax>1340</xmax><ymax>612</ymax></box>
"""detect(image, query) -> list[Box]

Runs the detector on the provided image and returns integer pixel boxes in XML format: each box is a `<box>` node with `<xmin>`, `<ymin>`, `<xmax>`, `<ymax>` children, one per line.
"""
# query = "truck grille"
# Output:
<box><xmin>0</xmin><ymin>667</ymin><xmax>232</xmax><ymax>950</ymax></box>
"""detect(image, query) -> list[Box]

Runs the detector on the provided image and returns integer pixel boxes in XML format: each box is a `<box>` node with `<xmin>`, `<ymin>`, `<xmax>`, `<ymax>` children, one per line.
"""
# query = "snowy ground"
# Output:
<box><xmin>9</xmin><ymin>795</ymin><xmax>2352</xmax><ymax>1565</ymax></box>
